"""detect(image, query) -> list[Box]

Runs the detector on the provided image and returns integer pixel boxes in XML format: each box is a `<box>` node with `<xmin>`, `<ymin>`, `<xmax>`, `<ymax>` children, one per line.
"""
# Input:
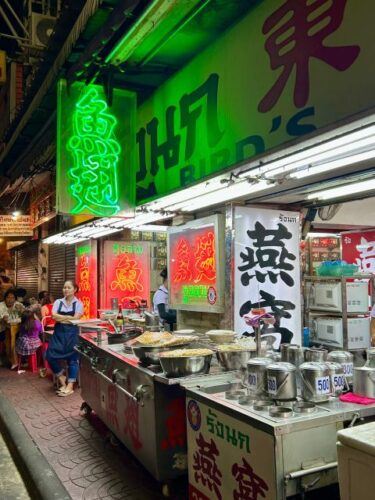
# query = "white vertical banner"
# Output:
<box><xmin>234</xmin><ymin>207</ymin><xmax>301</xmax><ymax>347</ymax></box>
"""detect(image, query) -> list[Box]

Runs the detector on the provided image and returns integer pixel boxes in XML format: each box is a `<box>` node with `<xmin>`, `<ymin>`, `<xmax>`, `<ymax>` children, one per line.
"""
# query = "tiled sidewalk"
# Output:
<box><xmin>0</xmin><ymin>369</ymin><xmax>168</xmax><ymax>500</ymax></box>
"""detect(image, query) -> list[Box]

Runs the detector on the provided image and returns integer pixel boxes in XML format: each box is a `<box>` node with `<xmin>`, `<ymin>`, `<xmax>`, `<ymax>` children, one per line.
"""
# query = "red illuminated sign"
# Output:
<box><xmin>341</xmin><ymin>230</ymin><xmax>375</xmax><ymax>274</ymax></box>
<box><xmin>169</xmin><ymin>225</ymin><xmax>218</xmax><ymax>309</ymax></box>
<box><xmin>103</xmin><ymin>241</ymin><xmax>150</xmax><ymax>308</ymax></box>
<box><xmin>76</xmin><ymin>240</ymin><xmax>98</xmax><ymax>318</ymax></box>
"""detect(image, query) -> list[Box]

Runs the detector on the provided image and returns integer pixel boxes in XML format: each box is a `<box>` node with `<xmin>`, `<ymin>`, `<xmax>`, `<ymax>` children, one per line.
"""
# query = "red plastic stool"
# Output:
<box><xmin>18</xmin><ymin>352</ymin><xmax>38</xmax><ymax>373</ymax></box>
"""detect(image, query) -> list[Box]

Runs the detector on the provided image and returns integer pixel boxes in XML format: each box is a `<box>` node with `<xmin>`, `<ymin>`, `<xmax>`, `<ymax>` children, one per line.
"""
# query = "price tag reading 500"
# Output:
<box><xmin>315</xmin><ymin>376</ymin><xmax>330</xmax><ymax>395</ymax></box>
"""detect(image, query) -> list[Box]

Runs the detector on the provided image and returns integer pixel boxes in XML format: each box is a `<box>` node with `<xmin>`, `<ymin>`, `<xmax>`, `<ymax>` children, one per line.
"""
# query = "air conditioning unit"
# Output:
<box><xmin>30</xmin><ymin>13</ymin><xmax>56</xmax><ymax>48</ymax></box>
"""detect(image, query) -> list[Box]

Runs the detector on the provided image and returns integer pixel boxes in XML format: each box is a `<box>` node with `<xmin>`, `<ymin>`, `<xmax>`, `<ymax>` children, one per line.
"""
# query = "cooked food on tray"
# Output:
<box><xmin>136</xmin><ymin>331</ymin><xmax>173</xmax><ymax>345</ymax></box>
<box><xmin>160</xmin><ymin>348</ymin><xmax>213</xmax><ymax>358</ymax></box>
<box><xmin>216</xmin><ymin>344</ymin><xmax>253</xmax><ymax>352</ymax></box>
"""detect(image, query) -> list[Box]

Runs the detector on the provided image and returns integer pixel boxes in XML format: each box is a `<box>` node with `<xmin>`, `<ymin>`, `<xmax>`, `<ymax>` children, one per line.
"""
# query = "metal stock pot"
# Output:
<box><xmin>353</xmin><ymin>349</ymin><xmax>375</xmax><ymax>398</ymax></box>
<box><xmin>245</xmin><ymin>357</ymin><xmax>273</xmax><ymax>397</ymax></box>
<box><xmin>266</xmin><ymin>362</ymin><xmax>297</xmax><ymax>401</ymax></box>
<box><xmin>327</xmin><ymin>350</ymin><xmax>354</xmax><ymax>384</ymax></box>
<box><xmin>304</xmin><ymin>348</ymin><xmax>328</xmax><ymax>363</ymax></box>
<box><xmin>326</xmin><ymin>361</ymin><xmax>346</xmax><ymax>397</ymax></box>
<box><xmin>300</xmin><ymin>362</ymin><xmax>331</xmax><ymax>402</ymax></box>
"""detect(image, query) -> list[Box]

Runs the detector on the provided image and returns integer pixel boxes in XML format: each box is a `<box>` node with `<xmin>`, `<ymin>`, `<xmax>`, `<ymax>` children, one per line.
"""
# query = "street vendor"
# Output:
<box><xmin>46</xmin><ymin>280</ymin><xmax>83</xmax><ymax>397</ymax></box>
<box><xmin>371</xmin><ymin>304</ymin><xmax>375</xmax><ymax>347</ymax></box>
<box><xmin>153</xmin><ymin>268</ymin><xmax>176</xmax><ymax>331</ymax></box>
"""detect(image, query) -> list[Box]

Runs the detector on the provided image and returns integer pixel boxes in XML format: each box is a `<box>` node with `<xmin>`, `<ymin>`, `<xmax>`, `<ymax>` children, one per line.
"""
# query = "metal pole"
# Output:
<box><xmin>0</xmin><ymin>32</ymin><xmax>29</xmax><ymax>41</ymax></box>
<box><xmin>284</xmin><ymin>461</ymin><xmax>337</xmax><ymax>482</ymax></box>
<box><xmin>3</xmin><ymin>0</ymin><xmax>29</xmax><ymax>36</ymax></box>
<box><xmin>0</xmin><ymin>5</ymin><xmax>22</xmax><ymax>45</ymax></box>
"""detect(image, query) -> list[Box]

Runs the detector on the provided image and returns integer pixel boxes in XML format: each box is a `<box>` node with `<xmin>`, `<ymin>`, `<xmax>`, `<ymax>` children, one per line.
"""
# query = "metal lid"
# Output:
<box><xmin>267</xmin><ymin>361</ymin><xmax>296</xmax><ymax>372</ymax></box>
<box><xmin>327</xmin><ymin>350</ymin><xmax>353</xmax><ymax>362</ymax></box>
<box><xmin>287</xmin><ymin>345</ymin><xmax>301</xmax><ymax>351</ymax></box>
<box><xmin>247</xmin><ymin>357</ymin><xmax>273</xmax><ymax>367</ymax></box>
<box><xmin>300</xmin><ymin>361</ymin><xmax>329</xmax><ymax>372</ymax></box>
<box><xmin>325</xmin><ymin>361</ymin><xmax>343</xmax><ymax>373</ymax></box>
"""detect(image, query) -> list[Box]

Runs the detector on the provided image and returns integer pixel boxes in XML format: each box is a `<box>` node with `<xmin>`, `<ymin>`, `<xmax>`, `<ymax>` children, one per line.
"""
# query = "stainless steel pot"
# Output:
<box><xmin>159</xmin><ymin>353</ymin><xmax>212</xmax><ymax>378</ymax></box>
<box><xmin>280</xmin><ymin>343</ymin><xmax>292</xmax><ymax>362</ymax></box>
<box><xmin>304</xmin><ymin>348</ymin><xmax>328</xmax><ymax>363</ymax></box>
<box><xmin>132</xmin><ymin>344</ymin><xmax>173</xmax><ymax>365</ymax></box>
<box><xmin>326</xmin><ymin>361</ymin><xmax>346</xmax><ymax>397</ymax></box>
<box><xmin>216</xmin><ymin>350</ymin><xmax>254</xmax><ymax>371</ymax></box>
<box><xmin>365</xmin><ymin>348</ymin><xmax>375</xmax><ymax>368</ymax></box>
<box><xmin>300</xmin><ymin>361</ymin><xmax>331</xmax><ymax>402</ymax></box>
<box><xmin>286</xmin><ymin>345</ymin><xmax>303</xmax><ymax>368</ymax></box>
<box><xmin>245</xmin><ymin>357</ymin><xmax>273</xmax><ymax>397</ymax></box>
<box><xmin>353</xmin><ymin>366</ymin><xmax>375</xmax><ymax>398</ymax></box>
<box><xmin>327</xmin><ymin>350</ymin><xmax>354</xmax><ymax>384</ymax></box>
<box><xmin>266</xmin><ymin>362</ymin><xmax>297</xmax><ymax>401</ymax></box>
<box><xmin>143</xmin><ymin>311</ymin><xmax>160</xmax><ymax>327</ymax></box>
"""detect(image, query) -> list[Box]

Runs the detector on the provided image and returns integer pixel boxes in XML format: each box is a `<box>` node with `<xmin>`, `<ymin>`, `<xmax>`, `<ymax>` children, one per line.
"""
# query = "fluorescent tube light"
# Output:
<box><xmin>291</xmin><ymin>149</ymin><xmax>375</xmax><ymax>179</ymax></box>
<box><xmin>178</xmin><ymin>180</ymin><xmax>270</xmax><ymax>212</ymax></box>
<box><xmin>307</xmin><ymin>178</ymin><xmax>375</xmax><ymax>200</ymax></box>
<box><xmin>306</xmin><ymin>232</ymin><xmax>340</xmax><ymax>238</ymax></box>
<box><xmin>132</xmin><ymin>225</ymin><xmax>168</xmax><ymax>232</ymax></box>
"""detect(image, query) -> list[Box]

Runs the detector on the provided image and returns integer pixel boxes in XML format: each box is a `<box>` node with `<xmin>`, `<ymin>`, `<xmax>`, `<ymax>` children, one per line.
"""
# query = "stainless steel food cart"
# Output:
<box><xmin>183</xmin><ymin>374</ymin><xmax>375</xmax><ymax>499</ymax></box>
<box><xmin>76</xmin><ymin>332</ymin><xmax>228</xmax><ymax>492</ymax></box>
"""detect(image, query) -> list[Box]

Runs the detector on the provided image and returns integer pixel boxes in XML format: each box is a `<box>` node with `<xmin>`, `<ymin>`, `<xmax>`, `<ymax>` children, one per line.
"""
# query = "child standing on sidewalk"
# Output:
<box><xmin>15</xmin><ymin>310</ymin><xmax>42</xmax><ymax>373</ymax></box>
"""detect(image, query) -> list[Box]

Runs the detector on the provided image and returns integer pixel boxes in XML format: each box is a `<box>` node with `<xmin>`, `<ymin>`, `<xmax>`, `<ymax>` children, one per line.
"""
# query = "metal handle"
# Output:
<box><xmin>95</xmin><ymin>368</ymin><xmax>138</xmax><ymax>403</ymax></box>
<box><xmin>112</xmin><ymin>369</ymin><xmax>150</xmax><ymax>406</ymax></box>
<box><xmin>285</xmin><ymin>461</ymin><xmax>337</xmax><ymax>482</ymax></box>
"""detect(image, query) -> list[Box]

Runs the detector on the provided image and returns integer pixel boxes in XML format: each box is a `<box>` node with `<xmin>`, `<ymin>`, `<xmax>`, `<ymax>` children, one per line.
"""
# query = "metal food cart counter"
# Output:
<box><xmin>184</xmin><ymin>374</ymin><xmax>375</xmax><ymax>499</ymax></box>
<box><xmin>76</xmin><ymin>332</ymin><xmax>234</xmax><ymax>491</ymax></box>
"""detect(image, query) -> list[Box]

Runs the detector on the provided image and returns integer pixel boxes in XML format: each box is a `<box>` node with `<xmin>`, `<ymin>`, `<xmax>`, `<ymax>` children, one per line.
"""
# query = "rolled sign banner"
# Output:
<box><xmin>56</xmin><ymin>79</ymin><xmax>136</xmax><ymax>216</ymax></box>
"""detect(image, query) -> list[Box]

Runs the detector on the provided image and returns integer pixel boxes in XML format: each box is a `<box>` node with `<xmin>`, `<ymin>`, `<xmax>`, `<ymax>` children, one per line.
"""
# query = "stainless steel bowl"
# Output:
<box><xmin>132</xmin><ymin>344</ymin><xmax>173</xmax><ymax>366</ymax></box>
<box><xmin>159</xmin><ymin>353</ymin><xmax>213</xmax><ymax>378</ymax></box>
<box><xmin>216</xmin><ymin>350</ymin><xmax>254</xmax><ymax>371</ymax></box>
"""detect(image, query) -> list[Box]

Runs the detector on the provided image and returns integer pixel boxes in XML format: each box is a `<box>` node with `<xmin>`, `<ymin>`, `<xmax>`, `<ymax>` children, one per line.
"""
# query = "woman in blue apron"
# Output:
<box><xmin>46</xmin><ymin>280</ymin><xmax>83</xmax><ymax>397</ymax></box>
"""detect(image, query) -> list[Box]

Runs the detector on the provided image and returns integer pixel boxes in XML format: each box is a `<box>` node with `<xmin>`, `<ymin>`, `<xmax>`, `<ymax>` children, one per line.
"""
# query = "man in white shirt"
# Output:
<box><xmin>153</xmin><ymin>269</ymin><xmax>176</xmax><ymax>330</ymax></box>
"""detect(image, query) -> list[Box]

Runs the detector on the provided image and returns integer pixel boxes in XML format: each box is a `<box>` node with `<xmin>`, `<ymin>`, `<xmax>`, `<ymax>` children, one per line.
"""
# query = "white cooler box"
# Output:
<box><xmin>337</xmin><ymin>422</ymin><xmax>375</xmax><ymax>500</ymax></box>
<box><xmin>314</xmin><ymin>316</ymin><xmax>370</xmax><ymax>349</ymax></box>
<box><xmin>310</xmin><ymin>281</ymin><xmax>369</xmax><ymax>313</ymax></box>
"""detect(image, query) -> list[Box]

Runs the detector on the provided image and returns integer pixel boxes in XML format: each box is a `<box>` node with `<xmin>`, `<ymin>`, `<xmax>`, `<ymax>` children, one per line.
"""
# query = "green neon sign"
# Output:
<box><xmin>77</xmin><ymin>244</ymin><xmax>91</xmax><ymax>256</ymax></box>
<box><xmin>57</xmin><ymin>80</ymin><xmax>136</xmax><ymax>216</ymax></box>
<box><xmin>67</xmin><ymin>87</ymin><xmax>121</xmax><ymax>215</ymax></box>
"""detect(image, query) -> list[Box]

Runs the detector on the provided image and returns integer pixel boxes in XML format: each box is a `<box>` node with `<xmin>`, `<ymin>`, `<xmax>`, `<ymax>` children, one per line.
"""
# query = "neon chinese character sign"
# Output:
<box><xmin>103</xmin><ymin>241</ymin><xmax>150</xmax><ymax>309</ymax></box>
<box><xmin>168</xmin><ymin>215</ymin><xmax>224</xmax><ymax>312</ymax></box>
<box><xmin>76</xmin><ymin>241</ymin><xmax>98</xmax><ymax>319</ymax></box>
<box><xmin>67</xmin><ymin>87</ymin><xmax>121</xmax><ymax>215</ymax></box>
<box><xmin>57</xmin><ymin>79</ymin><xmax>136</xmax><ymax>216</ymax></box>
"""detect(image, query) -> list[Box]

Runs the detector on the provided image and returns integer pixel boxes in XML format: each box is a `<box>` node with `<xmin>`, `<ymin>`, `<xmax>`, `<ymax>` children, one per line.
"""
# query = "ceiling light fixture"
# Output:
<box><xmin>307</xmin><ymin>178</ymin><xmax>375</xmax><ymax>201</ymax></box>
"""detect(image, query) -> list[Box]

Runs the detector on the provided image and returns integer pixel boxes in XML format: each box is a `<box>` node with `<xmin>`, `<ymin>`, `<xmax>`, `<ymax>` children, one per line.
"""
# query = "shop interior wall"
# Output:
<box><xmin>313</xmin><ymin>198</ymin><xmax>375</xmax><ymax>229</ymax></box>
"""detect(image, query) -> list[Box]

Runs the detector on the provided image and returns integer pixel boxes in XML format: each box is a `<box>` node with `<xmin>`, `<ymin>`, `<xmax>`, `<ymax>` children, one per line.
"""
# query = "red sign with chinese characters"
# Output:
<box><xmin>76</xmin><ymin>240</ymin><xmax>98</xmax><ymax>318</ymax></box>
<box><xmin>103</xmin><ymin>241</ymin><xmax>150</xmax><ymax>309</ymax></box>
<box><xmin>341</xmin><ymin>231</ymin><xmax>375</xmax><ymax>274</ymax></box>
<box><xmin>169</xmin><ymin>225</ymin><xmax>218</xmax><ymax>309</ymax></box>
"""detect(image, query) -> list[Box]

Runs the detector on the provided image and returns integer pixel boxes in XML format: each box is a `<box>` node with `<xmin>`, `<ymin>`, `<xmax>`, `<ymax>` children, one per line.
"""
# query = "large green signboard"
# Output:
<box><xmin>135</xmin><ymin>0</ymin><xmax>374</xmax><ymax>204</ymax></box>
<box><xmin>57</xmin><ymin>80</ymin><xmax>136</xmax><ymax>216</ymax></box>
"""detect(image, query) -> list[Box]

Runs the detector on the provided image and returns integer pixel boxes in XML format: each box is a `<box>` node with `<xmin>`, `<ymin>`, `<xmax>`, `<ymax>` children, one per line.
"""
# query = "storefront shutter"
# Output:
<box><xmin>15</xmin><ymin>241</ymin><xmax>39</xmax><ymax>298</ymax></box>
<box><xmin>65</xmin><ymin>245</ymin><xmax>76</xmax><ymax>285</ymax></box>
<box><xmin>48</xmin><ymin>244</ymin><xmax>76</xmax><ymax>300</ymax></box>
